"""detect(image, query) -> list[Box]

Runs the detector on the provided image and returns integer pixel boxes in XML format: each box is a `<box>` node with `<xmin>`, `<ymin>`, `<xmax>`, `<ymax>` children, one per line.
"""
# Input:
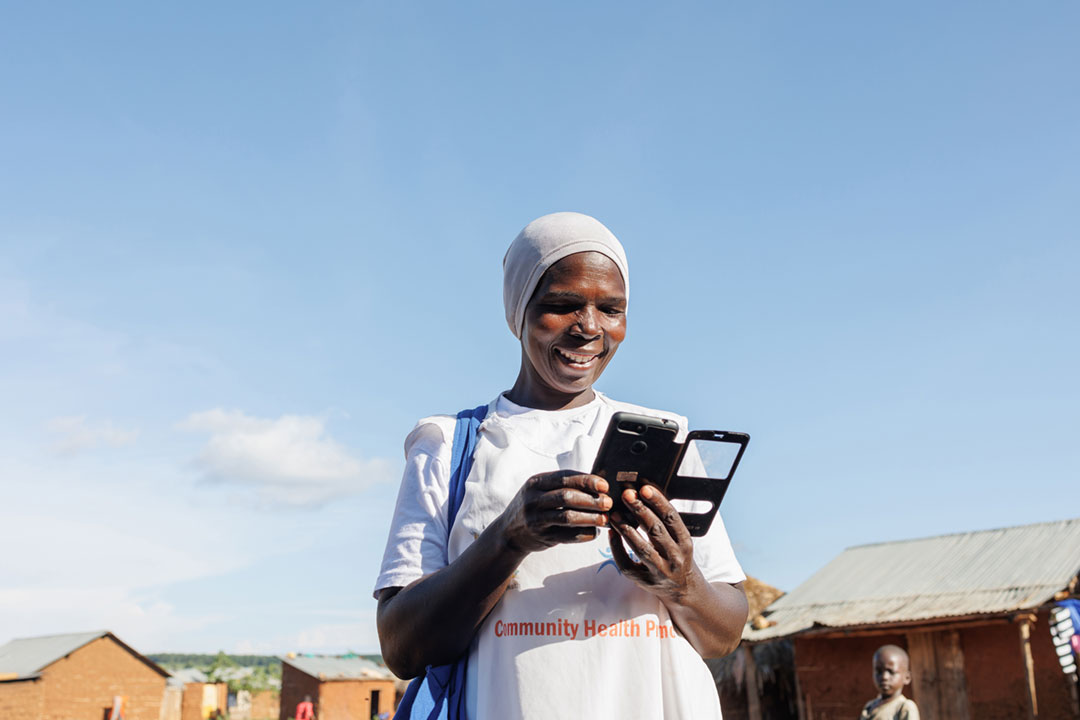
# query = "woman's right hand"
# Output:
<box><xmin>497</xmin><ymin>470</ymin><xmax>613</xmax><ymax>554</ymax></box>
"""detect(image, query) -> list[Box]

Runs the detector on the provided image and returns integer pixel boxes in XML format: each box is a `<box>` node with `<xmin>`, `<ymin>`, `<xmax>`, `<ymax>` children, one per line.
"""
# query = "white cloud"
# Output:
<box><xmin>46</xmin><ymin>415</ymin><xmax>139</xmax><ymax>455</ymax></box>
<box><xmin>177</xmin><ymin>409</ymin><xmax>395</xmax><ymax>507</ymax></box>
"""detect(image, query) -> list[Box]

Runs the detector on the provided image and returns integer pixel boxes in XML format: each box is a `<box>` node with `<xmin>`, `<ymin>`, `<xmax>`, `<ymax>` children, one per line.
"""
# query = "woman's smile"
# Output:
<box><xmin>554</xmin><ymin>346</ymin><xmax>603</xmax><ymax>368</ymax></box>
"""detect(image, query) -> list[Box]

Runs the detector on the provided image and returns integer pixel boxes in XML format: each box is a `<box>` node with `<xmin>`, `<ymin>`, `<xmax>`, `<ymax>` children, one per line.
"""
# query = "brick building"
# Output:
<box><xmin>742</xmin><ymin>518</ymin><xmax>1080</xmax><ymax>720</ymax></box>
<box><xmin>0</xmin><ymin>630</ymin><xmax>169</xmax><ymax>720</ymax></box>
<box><xmin>180</xmin><ymin>680</ymin><xmax>228</xmax><ymax>720</ymax></box>
<box><xmin>279</xmin><ymin>656</ymin><xmax>396</xmax><ymax>720</ymax></box>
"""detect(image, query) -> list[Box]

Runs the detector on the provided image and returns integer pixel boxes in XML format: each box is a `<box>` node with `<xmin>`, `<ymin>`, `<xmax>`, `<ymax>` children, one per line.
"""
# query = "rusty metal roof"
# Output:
<box><xmin>745</xmin><ymin>517</ymin><xmax>1080</xmax><ymax>642</ymax></box>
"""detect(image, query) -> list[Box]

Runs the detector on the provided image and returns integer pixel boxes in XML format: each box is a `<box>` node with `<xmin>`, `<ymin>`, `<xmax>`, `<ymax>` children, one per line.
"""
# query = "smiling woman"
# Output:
<box><xmin>508</xmin><ymin>251</ymin><xmax>627</xmax><ymax>409</ymax></box>
<box><xmin>372</xmin><ymin>212</ymin><xmax>749</xmax><ymax>720</ymax></box>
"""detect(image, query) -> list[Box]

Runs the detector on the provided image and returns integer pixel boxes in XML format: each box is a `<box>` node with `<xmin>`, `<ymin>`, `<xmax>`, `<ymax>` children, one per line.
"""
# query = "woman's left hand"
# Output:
<box><xmin>608</xmin><ymin>484</ymin><xmax>749</xmax><ymax>658</ymax></box>
<box><xmin>607</xmin><ymin>484</ymin><xmax>703</xmax><ymax>603</ymax></box>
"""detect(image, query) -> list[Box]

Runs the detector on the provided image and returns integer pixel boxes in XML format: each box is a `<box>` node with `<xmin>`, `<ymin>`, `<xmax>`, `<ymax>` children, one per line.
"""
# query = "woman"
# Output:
<box><xmin>374</xmin><ymin>212</ymin><xmax>748</xmax><ymax>719</ymax></box>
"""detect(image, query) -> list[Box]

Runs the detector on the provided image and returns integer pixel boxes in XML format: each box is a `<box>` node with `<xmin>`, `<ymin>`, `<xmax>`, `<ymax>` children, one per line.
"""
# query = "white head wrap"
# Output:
<box><xmin>502</xmin><ymin>211</ymin><xmax>630</xmax><ymax>338</ymax></box>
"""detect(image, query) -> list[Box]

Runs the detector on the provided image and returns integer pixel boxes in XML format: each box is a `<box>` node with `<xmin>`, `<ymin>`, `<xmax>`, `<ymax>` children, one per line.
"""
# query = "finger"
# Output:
<box><xmin>607</xmin><ymin>528</ymin><xmax>647</xmax><ymax>578</ymax></box>
<box><xmin>533</xmin><ymin>487</ymin><xmax>613</xmax><ymax>512</ymax></box>
<box><xmin>609</xmin><ymin>514</ymin><xmax>661</xmax><ymax>573</ymax></box>
<box><xmin>622</xmin><ymin>488</ymin><xmax>679</xmax><ymax>562</ymax></box>
<box><xmin>533</xmin><ymin>508</ymin><xmax>609</xmax><ymax>529</ymax></box>
<box><xmin>549</xmin><ymin>526</ymin><xmax>600</xmax><ymax>544</ymax></box>
<box><xmin>638</xmin><ymin>484</ymin><xmax>693</xmax><ymax>547</ymax></box>
<box><xmin>529</xmin><ymin>471</ymin><xmax>609</xmax><ymax>496</ymax></box>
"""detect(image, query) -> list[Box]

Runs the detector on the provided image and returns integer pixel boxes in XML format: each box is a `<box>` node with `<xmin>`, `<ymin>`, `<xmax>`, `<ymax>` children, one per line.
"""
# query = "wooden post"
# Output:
<box><xmin>1015</xmin><ymin>613</ymin><xmax>1039</xmax><ymax>719</ymax></box>
<box><xmin>937</xmin><ymin>630</ymin><xmax>971</xmax><ymax>719</ymax></box>
<box><xmin>908</xmin><ymin>631</ymin><xmax>942</xmax><ymax>719</ymax></box>
<box><xmin>793</xmin><ymin>646</ymin><xmax>808</xmax><ymax>720</ymax></box>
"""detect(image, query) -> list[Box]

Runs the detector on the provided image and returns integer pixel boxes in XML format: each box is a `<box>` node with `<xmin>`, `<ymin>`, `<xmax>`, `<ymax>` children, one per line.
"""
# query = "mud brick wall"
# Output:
<box><xmin>962</xmin><ymin>611</ymin><xmax>1078</xmax><ymax>720</ymax></box>
<box><xmin>318</xmin><ymin>679</ymin><xmax>396</xmax><ymax>720</ymax></box>
<box><xmin>0</xmin><ymin>678</ymin><xmax>44</xmax><ymax>719</ymax></box>
<box><xmin>180</xmin><ymin>682</ymin><xmax>205</xmax><ymax>720</ymax></box>
<box><xmin>794</xmin><ymin>632</ymin><xmax>908</xmax><ymax>719</ymax></box>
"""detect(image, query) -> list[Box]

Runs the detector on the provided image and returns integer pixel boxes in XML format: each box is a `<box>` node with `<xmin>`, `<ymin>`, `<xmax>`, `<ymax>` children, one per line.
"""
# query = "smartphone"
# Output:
<box><xmin>590</xmin><ymin>412</ymin><xmax>681</xmax><ymax>521</ymax></box>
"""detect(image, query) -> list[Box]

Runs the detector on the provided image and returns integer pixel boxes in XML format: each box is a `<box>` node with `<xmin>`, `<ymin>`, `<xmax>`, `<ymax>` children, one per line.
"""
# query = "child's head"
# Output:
<box><xmin>872</xmin><ymin>644</ymin><xmax>912</xmax><ymax>700</ymax></box>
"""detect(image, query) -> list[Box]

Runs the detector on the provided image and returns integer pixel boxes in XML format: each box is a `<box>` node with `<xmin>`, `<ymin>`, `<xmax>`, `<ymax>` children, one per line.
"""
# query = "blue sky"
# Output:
<box><xmin>1</xmin><ymin>2</ymin><xmax>1077</xmax><ymax>654</ymax></box>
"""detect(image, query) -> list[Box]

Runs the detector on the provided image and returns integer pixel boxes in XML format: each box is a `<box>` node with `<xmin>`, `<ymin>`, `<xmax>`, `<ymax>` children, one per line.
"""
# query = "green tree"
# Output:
<box><xmin>206</xmin><ymin>650</ymin><xmax>239</xmax><ymax>684</ymax></box>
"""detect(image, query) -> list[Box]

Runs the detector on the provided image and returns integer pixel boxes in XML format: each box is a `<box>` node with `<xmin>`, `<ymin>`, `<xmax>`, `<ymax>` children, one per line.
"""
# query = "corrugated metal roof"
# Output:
<box><xmin>0</xmin><ymin>630</ymin><xmax>108</xmax><ymax>680</ymax></box>
<box><xmin>283</xmin><ymin>656</ymin><xmax>393</xmax><ymax>681</ymax></box>
<box><xmin>746</xmin><ymin>517</ymin><xmax>1080</xmax><ymax>642</ymax></box>
<box><xmin>167</xmin><ymin>666</ymin><xmax>283</xmax><ymax>689</ymax></box>
<box><xmin>168</xmin><ymin>668</ymin><xmax>208</xmax><ymax>685</ymax></box>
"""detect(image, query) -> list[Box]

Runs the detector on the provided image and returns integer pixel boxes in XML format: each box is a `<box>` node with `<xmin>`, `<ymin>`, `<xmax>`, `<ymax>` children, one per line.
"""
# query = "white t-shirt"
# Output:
<box><xmin>374</xmin><ymin>392</ymin><xmax>745</xmax><ymax>720</ymax></box>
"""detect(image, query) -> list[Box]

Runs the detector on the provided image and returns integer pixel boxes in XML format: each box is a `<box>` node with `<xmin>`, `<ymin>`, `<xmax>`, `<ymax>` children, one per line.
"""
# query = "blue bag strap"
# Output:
<box><xmin>447</xmin><ymin>404</ymin><xmax>488</xmax><ymax>531</ymax></box>
<box><xmin>395</xmin><ymin>675</ymin><xmax>422</xmax><ymax>716</ymax></box>
<box><xmin>395</xmin><ymin>403</ymin><xmax>487</xmax><ymax>720</ymax></box>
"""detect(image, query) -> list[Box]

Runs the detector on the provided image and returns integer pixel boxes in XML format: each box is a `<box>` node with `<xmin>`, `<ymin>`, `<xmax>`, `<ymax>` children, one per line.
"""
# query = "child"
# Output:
<box><xmin>859</xmin><ymin>645</ymin><xmax>920</xmax><ymax>719</ymax></box>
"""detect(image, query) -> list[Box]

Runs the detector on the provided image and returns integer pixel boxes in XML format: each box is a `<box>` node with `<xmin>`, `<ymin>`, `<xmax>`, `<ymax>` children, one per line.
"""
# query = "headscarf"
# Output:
<box><xmin>502</xmin><ymin>212</ymin><xmax>630</xmax><ymax>338</ymax></box>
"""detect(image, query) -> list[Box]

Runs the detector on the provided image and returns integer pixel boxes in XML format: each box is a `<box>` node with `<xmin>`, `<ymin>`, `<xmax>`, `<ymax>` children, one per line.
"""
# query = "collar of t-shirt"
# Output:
<box><xmin>488</xmin><ymin>391</ymin><xmax>606</xmax><ymax>458</ymax></box>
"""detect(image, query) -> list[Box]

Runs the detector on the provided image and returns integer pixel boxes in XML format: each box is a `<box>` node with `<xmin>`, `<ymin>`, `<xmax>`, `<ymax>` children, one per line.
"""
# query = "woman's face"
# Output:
<box><xmin>518</xmin><ymin>251</ymin><xmax>627</xmax><ymax>403</ymax></box>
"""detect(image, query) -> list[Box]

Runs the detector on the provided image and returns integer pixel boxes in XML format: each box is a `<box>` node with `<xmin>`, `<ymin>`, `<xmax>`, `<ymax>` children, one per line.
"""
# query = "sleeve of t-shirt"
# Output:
<box><xmin>372</xmin><ymin>417</ymin><xmax>455</xmax><ymax>599</ymax></box>
<box><xmin>679</xmin><ymin>435</ymin><xmax>746</xmax><ymax>584</ymax></box>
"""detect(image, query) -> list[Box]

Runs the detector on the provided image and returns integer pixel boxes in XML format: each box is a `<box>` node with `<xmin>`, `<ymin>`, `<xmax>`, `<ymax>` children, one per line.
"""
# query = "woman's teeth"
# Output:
<box><xmin>556</xmin><ymin>348</ymin><xmax>598</xmax><ymax>366</ymax></box>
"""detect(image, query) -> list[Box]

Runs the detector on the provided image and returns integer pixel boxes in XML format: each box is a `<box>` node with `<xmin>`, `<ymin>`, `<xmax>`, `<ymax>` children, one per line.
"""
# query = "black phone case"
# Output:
<box><xmin>591</xmin><ymin>413</ymin><xmax>749</xmax><ymax>537</ymax></box>
<box><xmin>590</xmin><ymin>412</ymin><xmax>680</xmax><ymax>521</ymax></box>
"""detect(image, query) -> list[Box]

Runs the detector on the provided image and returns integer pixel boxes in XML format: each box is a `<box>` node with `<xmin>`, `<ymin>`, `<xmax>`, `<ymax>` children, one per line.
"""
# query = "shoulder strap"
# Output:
<box><xmin>391</xmin><ymin>404</ymin><xmax>485</xmax><ymax>720</ymax></box>
<box><xmin>446</xmin><ymin>404</ymin><xmax>488</xmax><ymax>531</ymax></box>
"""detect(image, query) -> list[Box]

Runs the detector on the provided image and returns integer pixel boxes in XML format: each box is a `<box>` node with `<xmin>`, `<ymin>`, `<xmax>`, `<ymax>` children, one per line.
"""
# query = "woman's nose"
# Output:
<box><xmin>574</xmin><ymin>306</ymin><xmax>601</xmax><ymax>336</ymax></box>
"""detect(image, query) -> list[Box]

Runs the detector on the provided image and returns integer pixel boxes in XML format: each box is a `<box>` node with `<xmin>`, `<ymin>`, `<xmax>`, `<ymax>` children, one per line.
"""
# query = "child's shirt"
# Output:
<box><xmin>860</xmin><ymin>694</ymin><xmax>920</xmax><ymax>720</ymax></box>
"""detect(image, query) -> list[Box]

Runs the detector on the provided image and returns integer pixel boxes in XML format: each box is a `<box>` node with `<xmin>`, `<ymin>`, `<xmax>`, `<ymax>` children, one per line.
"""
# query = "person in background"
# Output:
<box><xmin>295</xmin><ymin>694</ymin><xmax>314</xmax><ymax>720</ymax></box>
<box><xmin>860</xmin><ymin>645</ymin><xmax>920</xmax><ymax>719</ymax></box>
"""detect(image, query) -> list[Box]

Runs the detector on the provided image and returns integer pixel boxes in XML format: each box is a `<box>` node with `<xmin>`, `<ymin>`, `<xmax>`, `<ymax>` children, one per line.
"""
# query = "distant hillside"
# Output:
<box><xmin>149</xmin><ymin>653</ymin><xmax>281</xmax><ymax>670</ymax></box>
<box><xmin>148</xmin><ymin>653</ymin><xmax>385</xmax><ymax>670</ymax></box>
